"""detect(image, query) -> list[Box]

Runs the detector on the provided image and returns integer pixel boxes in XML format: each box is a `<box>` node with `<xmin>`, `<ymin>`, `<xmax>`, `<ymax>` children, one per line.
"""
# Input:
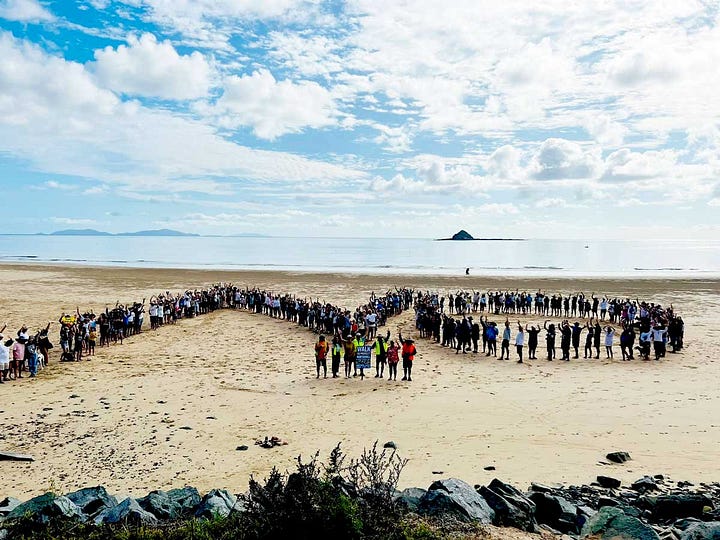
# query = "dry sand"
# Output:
<box><xmin>1</xmin><ymin>264</ymin><xmax>719</xmax><ymax>501</ymax></box>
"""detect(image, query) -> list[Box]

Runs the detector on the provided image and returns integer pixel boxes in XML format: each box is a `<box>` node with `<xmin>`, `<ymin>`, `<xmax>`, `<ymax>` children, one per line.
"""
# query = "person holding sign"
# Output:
<box><xmin>398</xmin><ymin>328</ymin><xmax>417</xmax><ymax>382</ymax></box>
<box><xmin>314</xmin><ymin>335</ymin><xmax>329</xmax><ymax>379</ymax></box>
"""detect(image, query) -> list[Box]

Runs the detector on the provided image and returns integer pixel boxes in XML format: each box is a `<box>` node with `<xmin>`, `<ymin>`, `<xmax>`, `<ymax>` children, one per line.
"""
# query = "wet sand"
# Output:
<box><xmin>1</xmin><ymin>264</ymin><xmax>719</xmax><ymax>500</ymax></box>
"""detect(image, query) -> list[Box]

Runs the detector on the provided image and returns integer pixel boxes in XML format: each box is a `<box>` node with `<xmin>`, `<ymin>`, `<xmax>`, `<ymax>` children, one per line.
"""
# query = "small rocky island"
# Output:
<box><xmin>436</xmin><ymin>230</ymin><xmax>525</xmax><ymax>241</ymax></box>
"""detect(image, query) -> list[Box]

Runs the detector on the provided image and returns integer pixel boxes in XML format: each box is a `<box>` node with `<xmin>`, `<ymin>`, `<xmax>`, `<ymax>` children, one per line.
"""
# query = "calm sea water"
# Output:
<box><xmin>0</xmin><ymin>236</ymin><xmax>718</xmax><ymax>278</ymax></box>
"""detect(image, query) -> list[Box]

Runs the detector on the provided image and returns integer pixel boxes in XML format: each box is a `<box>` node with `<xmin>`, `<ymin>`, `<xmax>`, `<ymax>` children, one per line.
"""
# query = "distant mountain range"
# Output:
<box><xmin>43</xmin><ymin>228</ymin><xmax>200</xmax><ymax>237</ymax></box>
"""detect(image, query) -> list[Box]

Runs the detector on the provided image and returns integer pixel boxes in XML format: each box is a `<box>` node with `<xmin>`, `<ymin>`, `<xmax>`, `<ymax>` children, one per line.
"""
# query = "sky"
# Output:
<box><xmin>0</xmin><ymin>0</ymin><xmax>719</xmax><ymax>238</ymax></box>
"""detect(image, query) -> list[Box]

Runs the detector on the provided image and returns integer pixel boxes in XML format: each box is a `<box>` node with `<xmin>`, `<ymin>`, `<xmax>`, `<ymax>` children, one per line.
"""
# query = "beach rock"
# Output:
<box><xmin>95</xmin><ymin>497</ymin><xmax>157</xmax><ymax>526</ymax></box>
<box><xmin>679</xmin><ymin>521</ymin><xmax>720</xmax><ymax>540</ymax></box>
<box><xmin>607</xmin><ymin>452</ymin><xmax>632</xmax><ymax>464</ymax></box>
<box><xmin>640</xmin><ymin>494</ymin><xmax>714</xmax><ymax>521</ymax></box>
<box><xmin>0</xmin><ymin>497</ymin><xmax>21</xmax><ymax>516</ymax></box>
<box><xmin>582</xmin><ymin>506</ymin><xmax>659</xmax><ymax>540</ymax></box>
<box><xmin>530</xmin><ymin>483</ymin><xmax>555</xmax><ymax>494</ymax></box>
<box><xmin>633</xmin><ymin>477</ymin><xmax>660</xmax><ymax>493</ymax></box>
<box><xmin>478</xmin><ymin>479</ymin><xmax>537</xmax><ymax>531</ymax></box>
<box><xmin>484</xmin><ymin>466</ymin><xmax>496</xmax><ymax>471</ymax></box>
<box><xmin>395</xmin><ymin>487</ymin><xmax>427</xmax><ymax>512</ymax></box>
<box><xmin>528</xmin><ymin>491</ymin><xmax>580</xmax><ymax>534</ymax></box>
<box><xmin>138</xmin><ymin>490</ymin><xmax>181</xmax><ymax>520</ymax></box>
<box><xmin>167</xmin><ymin>487</ymin><xmax>201</xmax><ymax>516</ymax></box>
<box><xmin>7</xmin><ymin>493</ymin><xmax>84</xmax><ymax>524</ymax></box>
<box><xmin>65</xmin><ymin>486</ymin><xmax>118</xmax><ymax>516</ymax></box>
<box><xmin>194</xmin><ymin>489</ymin><xmax>238</xmax><ymax>519</ymax></box>
<box><xmin>599</xmin><ymin>496</ymin><xmax>622</xmax><ymax>507</ymax></box>
<box><xmin>383</xmin><ymin>441</ymin><xmax>397</xmax><ymax>449</ymax></box>
<box><xmin>236</xmin><ymin>445</ymin><xmax>249</xmax><ymax>451</ymax></box>
<box><xmin>598</xmin><ymin>476</ymin><xmax>622</xmax><ymax>489</ymax></box>
<box><xmin>420</xmin><ymin>478</ymin><xmax>495</xmax><ymax>523</ymax></box>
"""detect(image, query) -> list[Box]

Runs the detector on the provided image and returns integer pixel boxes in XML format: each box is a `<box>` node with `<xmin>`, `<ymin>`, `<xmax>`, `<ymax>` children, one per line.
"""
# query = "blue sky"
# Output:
<box><xmin>0</xmin><ymin>0</ymin><xmax>719</xmax><ymax>238</ymax></box>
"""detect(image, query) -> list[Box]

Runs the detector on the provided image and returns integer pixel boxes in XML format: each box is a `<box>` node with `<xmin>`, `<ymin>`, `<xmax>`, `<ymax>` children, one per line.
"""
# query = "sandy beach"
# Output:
<box><xmin>1</xmin><ymin>263</ymin><xmax>719</xmax><ymax>501</ymax></box>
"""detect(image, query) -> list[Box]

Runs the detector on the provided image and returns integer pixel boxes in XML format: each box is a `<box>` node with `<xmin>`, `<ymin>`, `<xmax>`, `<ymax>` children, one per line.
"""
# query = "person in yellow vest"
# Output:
<box><xmin>370</xmin><ymin>330</ymin><xmax>390</xmax><ymax>378</ymax></box>
<box><xmin>314</xmin><ymin>335</ymin><xmax>329</xmax><ymax>379</ymax></box>
<box><xmin>331</xmin><ymin>336</ymin><xmax>343</xmax><ymax>378</ymax></box>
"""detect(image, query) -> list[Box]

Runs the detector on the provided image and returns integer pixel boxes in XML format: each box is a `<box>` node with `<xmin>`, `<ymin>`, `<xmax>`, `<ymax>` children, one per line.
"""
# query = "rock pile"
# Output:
<box><xmin>2</xmin><ymin>472</ymin><xmax>719</xmax><ymax>539</ymax></box>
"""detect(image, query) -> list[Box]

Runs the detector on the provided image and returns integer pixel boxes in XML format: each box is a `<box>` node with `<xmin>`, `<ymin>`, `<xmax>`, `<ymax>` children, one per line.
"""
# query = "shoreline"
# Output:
<box><xmin>2</xmin><ymin>260</ymin><xmax>720</xmax><ymax>283</ymax></box>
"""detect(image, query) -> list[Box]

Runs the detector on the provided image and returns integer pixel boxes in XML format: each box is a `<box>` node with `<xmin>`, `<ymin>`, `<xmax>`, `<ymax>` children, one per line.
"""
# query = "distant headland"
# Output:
<box><xmin>41</xmin><ymin>228</ymin><xmax>200</xmax><ymax>237</ymax></box>
<box><xmin>436</xmin><ymin>229</ymin><xmax>525</xmax><ymax>241</ymax></box>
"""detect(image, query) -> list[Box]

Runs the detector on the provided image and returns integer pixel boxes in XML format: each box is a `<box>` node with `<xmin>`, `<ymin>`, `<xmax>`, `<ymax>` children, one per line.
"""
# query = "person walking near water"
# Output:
<box><xmin>314</xmin><ymin>335</ymin><xmax>329</xmax><ymax>378</ymax></box>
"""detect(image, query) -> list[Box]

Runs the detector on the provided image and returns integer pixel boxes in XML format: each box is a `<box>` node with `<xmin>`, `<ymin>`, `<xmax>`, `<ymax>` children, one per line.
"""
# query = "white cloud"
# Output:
<box><xmin>0</xmin><ymin>33</ymin><xmax>364</xmax><ymax>196</ymax></box>
<box><xmin>211</xmin><ymin>69</ymin><xmax>339</xmax><ymax>139</ymax></box>
<box><xmin>92</xmin><ymin>33</ymin><xmax>212</xmax><ymax>100</ymax></box>
<box><xmin>530</xmin><ymin>139</ymin><xmax>602</xmax><ymax>181</ymax></box>
<box><xmin>0</xmin><ymin>0</ymin><xmax>54</xmax><ymax>22</ymax></box>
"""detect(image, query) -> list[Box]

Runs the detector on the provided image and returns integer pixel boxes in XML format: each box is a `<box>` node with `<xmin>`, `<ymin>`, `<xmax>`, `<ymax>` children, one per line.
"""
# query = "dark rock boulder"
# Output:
<box><xmin>65</xmin><ymin>486</ymin><xmax>117</xmax><ymax>516</ymax></box>
<box><xmin>383</xmin><ymin>441</ymin><xmax>397</xmax><ymax>449</ymax></box>
<box><xmin>598</xmin><ymin>476</ymin><xmax>622</xmax><ymax>489</ymax></box>
<box><xmin>451</xmin><ymin>230</ymin><xmax>474</xmax><ymax>240</ymax></box>
<box><xmin>479</xmin><ymin>479</ymin><xmax>537</xmax><ymax>531</ymax></box>
<box><xmin>632</xmin><ymin>477</ymin><xmax>660</xmax><ymax>493</ymax></box>
<box><xmin>582</xmin><ymin>506</ymin><xmax>660</xmax><ymax>540</ymax></box>
<box><xmin>138</xmin><ymin>490</ymin><xmax>180</xmax><ymax>520</ymax></box>
<box><xmin>530</xmin><ymin>483</ymin><xmax>555</xmax><ymax>493</ymax></box>
<box><xmin>167</xmin><ymin>487</ymin><xmax>201</xmax><ymax>516</ymax></box>
<box><xmin>679</xmin><ymin>521</ymin><xmax>720</xmax><ymax>540</ymax></box>
<box><xmin>607</xmin><ymin>452</ymin><xmax>632</xmax><ymax>464</ymax></box>
<box><xmin>640</xmin><ymin>494</ymin><xmax>714</xmax><ymax>521</ymax></box>
<box><xmin>0</xmin><ymin>497</ymin><xmax>21</xmax><ymax>516</ymax></box>
<box><xmin>194</xmin><ymin>489</ymin><xmax>238</xmax><ymax>519</ymax></box>
<box><xmin>6</xmin><ymin>493</ymin><xmax>84</xmax><ymax>524</ymax></box>
<box><xmin>528</xmin><ymin>491</ymin><xmax>579</xmax><ymax>534</ymax></box>
<box><xmin>420</xmin><ymin>478</ymin><xmax>495</xmax><ymax>523</ymax></box>
<box><xmin>95</xmin><ymin>497</ymin><xmax>157</xmax><ymax>526</ymax></box>
<box><xmin>394</xmin><ymin>487</ymin><xmax>427</xmax><ymax>512</ymax></box>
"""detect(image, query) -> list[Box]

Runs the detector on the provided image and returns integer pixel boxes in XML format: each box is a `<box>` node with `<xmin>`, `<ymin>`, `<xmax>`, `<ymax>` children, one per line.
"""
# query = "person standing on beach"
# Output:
<box><xmin>342</xmin><ymin>334</ymin><xmax>356</xmax><ymax>378</ymax></box>
<box><xmin>0</xmin><ymin>333</ymin><xmax>10</xmax><ymax>383</ymax></box>
<box><xmin>604</xmin><ymin>326</ymin><xmax>615</xmax><ymax>358</ymax></box>
<box><xmin>571</xmin><ymin>322</ymin><xmax>582</xmax><ymax>359</ymax></box>
<box><xmin>499</xmin><ymin>319</ymin><xmax>511</xmax><ymax>360</ymax></box>
<box><xmin>584</xmin><ymin>322</ymin><xmax>594</xmax><ymax>358</ymax></box>
<box><xmin>593</xmin><ymin>319</ymin><xmax>602</xmax><ymax>358</ymax></box>
<box><xmin>387</xmin><ymin>340</ymin><xmax>400</xmax><ymax>381</ymax></box>
<box><xmin>372</xmin><ymin>331</ymin><xmax>390</xmax><ymax>378</ymax></box>
<box><xmin>515</xmin><ymin>322</ymin><xmax>525</xmax><ymax>363</ymax></box>
<box><xmin>527</xmin><ymin>325</ymin><xmax>540</xmax><ymax>359</ymax></box>
<box><xmin>331</xmin><ymin>336</ymin><xmax>342</xmax><ymax>378</ymax></box>
<box><xmin>314</xmin><ymin>335</ymin><xmax>329</xmax><ymax>379</ymax></box>
<box><xmin>543</xmin><ymin>321</ymin><xmax>556</xmax><ymax>361</ymax></box>
<box><xmin>559</xmin><ymin>321</ymin><xmax>571</xmax><ymax>361</ymax></box>
<box><xmin>399</xmin><ymin>331</ymin><xmax>416</xmax><ymax>381</ymax></box>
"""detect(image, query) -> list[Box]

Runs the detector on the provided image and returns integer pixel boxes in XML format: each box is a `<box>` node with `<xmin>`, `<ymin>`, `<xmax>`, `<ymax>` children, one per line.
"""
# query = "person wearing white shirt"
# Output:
<box><xmin>651</xmin><ymin>325</ymin><xmax>667</xmax><ymax>360</ymax></box>
<box><xmin>604</xmin><ymin>326</ymin><xmax>615</xmax><ymax>358</ymax></box>
<box><xmin>515</xmin><ymin>322</ymin><xmax>525</xmax><ymax>363</ymax></box>
<box><xmin>0</xmin><ymin>334</ymin><xmax>10</xmax><ymax>383</ymax></box>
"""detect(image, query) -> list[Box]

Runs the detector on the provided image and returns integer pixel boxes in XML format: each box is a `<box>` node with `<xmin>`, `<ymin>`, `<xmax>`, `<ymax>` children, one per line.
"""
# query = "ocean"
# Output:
<box><xmin>0</xmin><ymin>236</ymin><xmax>718</xmax><ymax>278</ymax></box>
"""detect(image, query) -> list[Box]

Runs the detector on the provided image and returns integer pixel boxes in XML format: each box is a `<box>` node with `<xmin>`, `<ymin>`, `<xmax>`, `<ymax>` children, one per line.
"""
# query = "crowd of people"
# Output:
<box><xmin>413</xmin><ymin>290</ymin><xmax>684</xmax><ymax>364</ymax></box>
<box><xmin>0</xmin><ymin>285</ymin><xmax>687</xmax><ymax>387</ymax></box>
